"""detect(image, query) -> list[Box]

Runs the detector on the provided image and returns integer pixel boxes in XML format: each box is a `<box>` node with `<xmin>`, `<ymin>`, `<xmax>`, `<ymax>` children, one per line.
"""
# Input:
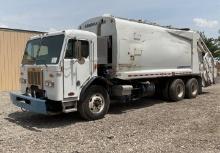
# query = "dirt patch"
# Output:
<box><xmin>0</xmin><ymin>81</ymin><xmax>220</xmax><ymax>153</ymax></box>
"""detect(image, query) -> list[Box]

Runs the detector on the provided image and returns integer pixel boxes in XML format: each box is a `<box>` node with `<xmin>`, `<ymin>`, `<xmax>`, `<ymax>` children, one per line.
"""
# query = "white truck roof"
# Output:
<box><xmin>30</xmin><ymin>29</ymin><xmax>96</xmax><ymax>41</ymax></box>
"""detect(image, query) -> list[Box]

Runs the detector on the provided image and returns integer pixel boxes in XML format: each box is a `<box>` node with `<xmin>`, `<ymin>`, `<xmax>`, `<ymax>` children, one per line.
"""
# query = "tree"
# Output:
<box><xmin>214</xmin><ymin>50</ymin><xmax>220</xmax><ymax>57</ymax></box>
<box><xmin>200</xmin><ymin>32</ymin><xmax>220</xmax><ymax>57</ymax></box>
<box><xmin>218</xmin><ymin>30</ymin><xmax>220</xmax><ymax>41</ymax></box>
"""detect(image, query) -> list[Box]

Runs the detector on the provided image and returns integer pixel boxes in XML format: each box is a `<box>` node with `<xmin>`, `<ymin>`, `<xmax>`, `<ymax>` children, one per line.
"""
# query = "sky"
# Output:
<box><xmin>0</xmin><ymin>0</ymin><xmax>219</xmax><ymax>38</ymax></box>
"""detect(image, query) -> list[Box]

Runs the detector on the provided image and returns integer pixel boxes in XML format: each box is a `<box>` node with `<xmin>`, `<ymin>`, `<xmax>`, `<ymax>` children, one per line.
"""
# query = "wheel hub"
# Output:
<box><xmin>191</xmin><ymin>83</ymin><xmax>198</xmax><ymax>96</ymax></box>
<box><xmin>177</xmin><ymin>84</ymin><xmax>184</xmax><ymax>98</ymax></box>
<box><xmin>89</xmin><ymin>94</ymin><xmax>105</xmax><ymax>113</ymax></box>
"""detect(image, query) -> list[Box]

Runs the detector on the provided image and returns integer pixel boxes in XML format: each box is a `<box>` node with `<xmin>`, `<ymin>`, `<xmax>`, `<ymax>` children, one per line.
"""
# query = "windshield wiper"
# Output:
<box><xmin>22</xmin><ymin>58</ymin><xmax>35</xmax><ymax>66</ymax></box>
<box><xmin>35</xmin><ymin>59</ymin><xmax>48</xmax><ymax>68</ymax></box>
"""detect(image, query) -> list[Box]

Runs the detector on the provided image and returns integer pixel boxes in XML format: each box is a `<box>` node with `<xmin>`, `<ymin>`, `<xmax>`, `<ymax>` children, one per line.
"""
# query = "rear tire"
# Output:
<box><xmin>78</xmin><ymin>85</ymin><xmax>110</xmax><ymax>120</ymax></box>
<box><xmin>169</xmin><ymin>79</ymin><xmax>185</xmax><ymax>102</ymax></box>
<box><xmin>185</xmin><ymin>78</ymin><xmax>199</xmax><ymax>99</ymax></box>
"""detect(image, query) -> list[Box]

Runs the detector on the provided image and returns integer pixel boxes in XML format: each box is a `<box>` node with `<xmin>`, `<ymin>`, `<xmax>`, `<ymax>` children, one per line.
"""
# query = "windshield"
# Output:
<box><xmin>22</xmin><ymin>34</ymin><xmax>64</xmax><ymax>65</ymax></box>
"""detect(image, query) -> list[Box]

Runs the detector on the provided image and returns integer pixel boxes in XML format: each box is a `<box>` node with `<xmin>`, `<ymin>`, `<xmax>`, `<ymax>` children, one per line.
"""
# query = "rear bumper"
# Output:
<box><xmin>10</xmin><ymin>92</ymin><xmax>48</xmax><ymax>114</ymax></box>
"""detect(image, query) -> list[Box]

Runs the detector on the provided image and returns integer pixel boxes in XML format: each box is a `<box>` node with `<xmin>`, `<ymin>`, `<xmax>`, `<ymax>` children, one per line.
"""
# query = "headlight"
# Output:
<box><xmin>45</xmin><ymin>81</ymin><xmax>55</xmax><ymax>88</ymax></box>
<box><xmin>20</xmin><ymin>78</ymin><xmax>27</xmax><ymax>84</ymax></box>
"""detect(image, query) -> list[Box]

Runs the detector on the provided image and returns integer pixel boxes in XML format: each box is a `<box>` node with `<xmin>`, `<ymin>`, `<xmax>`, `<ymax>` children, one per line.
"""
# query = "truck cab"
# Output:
<box><xmin>10</xmin><ymin>30</ymin><xmax>109</xmax><ymax>119</ymax></box>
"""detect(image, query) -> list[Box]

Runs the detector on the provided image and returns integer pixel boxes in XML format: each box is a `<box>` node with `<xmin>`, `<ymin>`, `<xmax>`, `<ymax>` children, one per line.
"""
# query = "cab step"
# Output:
<box><xmin>62</xmin><ymin>101</ymin><xmax>77</xmax><ymax>113</ymax></box>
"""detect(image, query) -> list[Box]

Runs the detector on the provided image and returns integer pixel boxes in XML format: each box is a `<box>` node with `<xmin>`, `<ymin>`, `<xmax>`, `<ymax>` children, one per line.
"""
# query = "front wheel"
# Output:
<box><xmin>78</xmin><ymin>85</ymin><xmax>110</xmax><ymax>120</ymax></box>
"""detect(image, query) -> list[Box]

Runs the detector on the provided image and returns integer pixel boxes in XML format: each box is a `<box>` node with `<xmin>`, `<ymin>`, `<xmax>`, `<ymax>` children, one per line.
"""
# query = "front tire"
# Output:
<box><xmin>78</xmin><ymin>85</ymin><xmax>110</xmax><ymax>120</ymax></box>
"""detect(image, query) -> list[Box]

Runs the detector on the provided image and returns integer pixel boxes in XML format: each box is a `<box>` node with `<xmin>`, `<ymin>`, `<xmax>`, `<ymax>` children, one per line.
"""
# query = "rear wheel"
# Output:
<box><xmin>169</xmin><ymin>79</ymin><xmax>185</xmax><ymax>101</ymax></box>
<box><xmin>78</xmin><ymin>85</ymin><xmax>110</xmax><ymax>120</ymax></box>
<box><xmin>185</xmin><ymin>78</ymin><xmax>199</xmax><ymax>99</ymax></box>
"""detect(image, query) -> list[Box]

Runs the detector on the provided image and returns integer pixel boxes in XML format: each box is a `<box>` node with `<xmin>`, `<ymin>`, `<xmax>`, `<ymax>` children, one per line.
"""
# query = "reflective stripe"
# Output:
<box><xmin>128</xmin><ymin>72</ymin><xmax>192</xmax><ymax>78</ymax></box>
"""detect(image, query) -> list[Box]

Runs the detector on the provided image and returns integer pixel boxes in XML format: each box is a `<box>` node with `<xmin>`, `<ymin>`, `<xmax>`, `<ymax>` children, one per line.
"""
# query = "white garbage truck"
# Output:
<box><xmin>10</xmin><ymin>15</ymin><xmax>215</xmax><ymax>120</ymax></box>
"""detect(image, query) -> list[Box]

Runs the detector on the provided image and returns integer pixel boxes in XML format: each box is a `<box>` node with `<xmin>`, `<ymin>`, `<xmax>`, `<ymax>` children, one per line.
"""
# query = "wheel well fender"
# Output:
<box><xmin>79</xmin><ymin>77</ymin><xmax>110</xmax><ymax>100</ymax></box>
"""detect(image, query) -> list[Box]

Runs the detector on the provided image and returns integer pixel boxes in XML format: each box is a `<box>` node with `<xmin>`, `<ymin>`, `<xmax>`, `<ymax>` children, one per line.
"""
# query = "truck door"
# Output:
<box><xmin>75</xmin><ymin>40</ymin><xmax>91</xmax><ymax>94</ymax></box>
<box><xmin>63</xmin><ymin>39</ymin><xmax>77</xmax><ymax>98</ymax></box>
<box><xmin>63</xmin><ymin>39</ymin><xmax>91</xmax><ymax>98</ymax></box>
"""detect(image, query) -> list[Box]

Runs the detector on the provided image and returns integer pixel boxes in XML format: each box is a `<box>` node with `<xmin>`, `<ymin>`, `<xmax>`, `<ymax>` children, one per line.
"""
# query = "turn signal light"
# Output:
<box><xmin>68</xmin><ymin>92</ymin><xmax>75</xmax><ymax>96</ymax></box>
<box><xmin>45</xmin><ymin>81</ymin><xmax>55</xmax><ymax>88</ymax></box>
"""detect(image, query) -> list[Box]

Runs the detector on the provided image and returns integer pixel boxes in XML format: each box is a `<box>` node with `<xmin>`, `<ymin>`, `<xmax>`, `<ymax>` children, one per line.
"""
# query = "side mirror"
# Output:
<box><xmin>75</xmin><ymin>40</ymin><xmax>85</xmax><ymax>64</ymax></box>
<box><xmin>76</xmin><ymin>41</ymin><xmax>82</xmax><ymax>59</ymax></box>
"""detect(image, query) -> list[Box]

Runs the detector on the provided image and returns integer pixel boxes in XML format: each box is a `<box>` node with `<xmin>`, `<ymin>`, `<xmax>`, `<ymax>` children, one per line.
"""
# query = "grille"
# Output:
<box><xmin>28</xmin><ymin>68</ymin><xmax>43</xmax><ymax>88</ymax></box>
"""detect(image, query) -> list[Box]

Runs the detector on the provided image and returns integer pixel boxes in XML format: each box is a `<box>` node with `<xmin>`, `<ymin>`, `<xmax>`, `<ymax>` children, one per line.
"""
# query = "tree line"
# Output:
<box><xmin>200</xmin><ymin>31</ymin><xmax>220</xmax><ymax>57</ymax></box>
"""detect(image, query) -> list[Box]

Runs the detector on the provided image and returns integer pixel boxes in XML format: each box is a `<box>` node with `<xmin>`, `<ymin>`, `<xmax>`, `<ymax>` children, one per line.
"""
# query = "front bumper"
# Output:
<box><xmin>10</xmin><ymin>92</ymin><xmax>48</xmax><ymax>114</ymax></box>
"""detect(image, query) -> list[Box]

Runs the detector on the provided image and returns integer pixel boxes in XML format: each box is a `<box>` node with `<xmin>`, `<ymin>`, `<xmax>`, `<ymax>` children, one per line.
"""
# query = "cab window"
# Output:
<box><xmin>65</xmin><ymin>39</ymin><xmax>76</xmax><ymax>59</ymax></box>
<box><xmin>80</xmin><ymin>40</ymin><xmax>89</xmax><ymax>58</ymax></box>
<box><xmin>64</xmin><ymin>39</ymin><xmax>89</xmax><ymax>59</ymax></box>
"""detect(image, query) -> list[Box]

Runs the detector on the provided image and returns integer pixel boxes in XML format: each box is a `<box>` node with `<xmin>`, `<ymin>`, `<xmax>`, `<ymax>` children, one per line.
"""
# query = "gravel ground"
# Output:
<box><xmin>0</xmin><ymin>80</ymin><xmax>220</xmax><ymax>153</ymax></box>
